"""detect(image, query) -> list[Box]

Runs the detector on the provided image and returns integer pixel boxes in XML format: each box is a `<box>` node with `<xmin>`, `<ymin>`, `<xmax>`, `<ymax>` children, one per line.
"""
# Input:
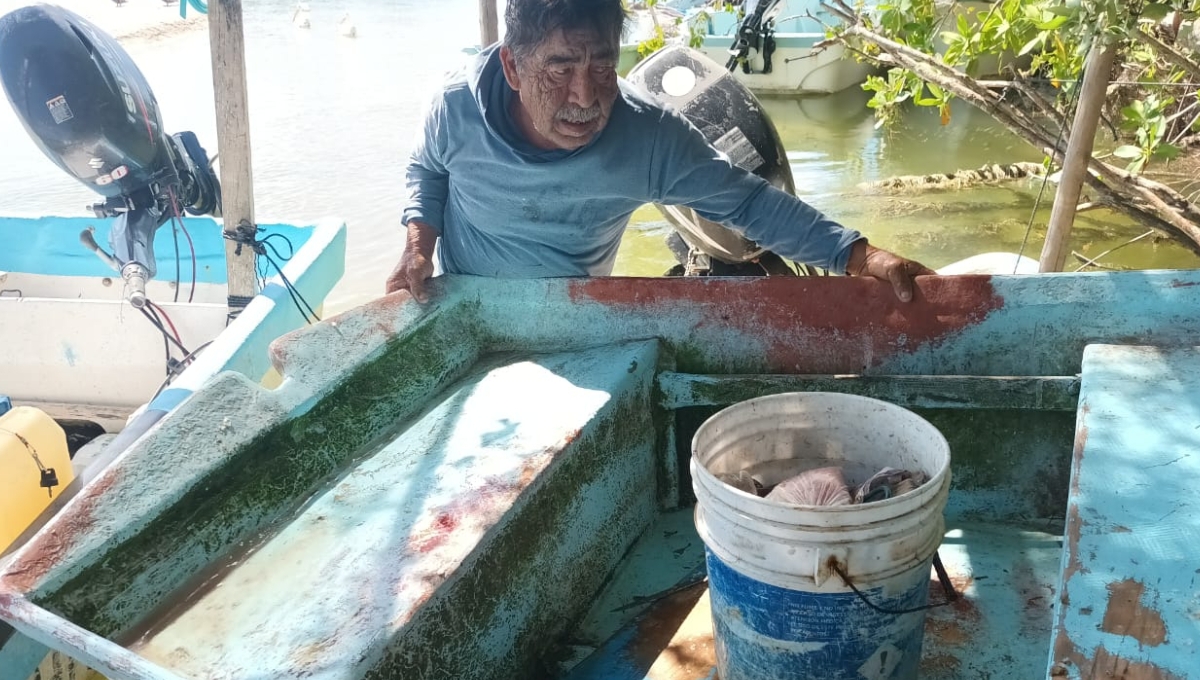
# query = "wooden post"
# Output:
<box><xmin>479</xmin><ymin>0</ymin><xmax>499</xmax><ymax>48</ymax></box>
<box><xmin>1039</xmin><ymin>40</ymin><xmax>1119</xmax><ymax>273</ymax></box>
<box><xmin>208</xmin><ymin>0</ymin><xmax>259</xmax><ymax>314</ymax></box>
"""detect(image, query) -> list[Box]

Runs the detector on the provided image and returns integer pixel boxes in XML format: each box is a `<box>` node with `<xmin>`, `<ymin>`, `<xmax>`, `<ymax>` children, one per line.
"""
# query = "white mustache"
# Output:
<box><xmin>557</xmin><ymin>105</ymin><xmax>601</xmax><ymax>124</ymax></box>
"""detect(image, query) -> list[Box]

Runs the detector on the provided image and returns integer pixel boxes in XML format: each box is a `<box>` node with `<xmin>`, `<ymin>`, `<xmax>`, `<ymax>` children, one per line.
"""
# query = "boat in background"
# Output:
<box><xmin>690</xmin><ymin>0</ymin><xmax>879</xmax><ymax>94</ymax></box>
<box><xmin>0</xmin><ymin>0</ymin><xmax>345</xmax><ymax>510</ymax></box>
<box><xmin>0</xmin><ymin>4</ymin><xmax>347</xmax><ymax>674</ymax></box>
<box><xmin>0</xmin><ymin>213</ymin><xmax>345</xmax><ymax>678</ymax></box>
<box><xmin>628</xmin><ymin>0</ymin><xmax>1013</xmax><ymax>94</ymax></box>
<box><xmin>469</xmin><ymin>1</ymin><xmax>871</xmax><ymax>89</ymax></box>
<box><xmin>937</xmin><ymin>251</ymin><xmax>1039</xmax><ymax>275</ymax></box>
<box><xmin>0</xmin><ymin>215</ymin><xmax>344</xmax><ymax>436</ymax></box>
<box><xmin>0</xmin><ymin>0</ymin><xmax>345</xmax><ymax>467</ymax></box>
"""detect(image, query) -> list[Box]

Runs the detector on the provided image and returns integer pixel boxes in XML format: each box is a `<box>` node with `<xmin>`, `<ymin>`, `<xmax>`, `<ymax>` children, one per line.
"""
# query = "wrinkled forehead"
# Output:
<box><xmin>523</xmin><ymin>28</ymin><xmax>619</xmax><ymax>66</ymax></box>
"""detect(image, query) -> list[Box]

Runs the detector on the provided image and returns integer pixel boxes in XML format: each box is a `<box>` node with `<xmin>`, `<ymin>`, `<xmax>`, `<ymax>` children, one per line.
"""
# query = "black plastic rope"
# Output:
<box><xmin>832</xmin><ymin>552</ymin><xmax>959</xmax><ymax>616</ymax></box>
<box><xmin>224</xmin><ymin>222</ymin><xmax>320</xmax><ymax>325</ymax></box>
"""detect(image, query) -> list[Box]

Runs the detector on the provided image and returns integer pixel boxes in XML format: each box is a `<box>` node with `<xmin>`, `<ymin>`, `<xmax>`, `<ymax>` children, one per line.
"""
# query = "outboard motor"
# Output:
<box><xmin>0</xmin><ymin>4</ymin><xmax>220</xmax><ymax>307</ymax></box>
<box><xmin>726</xmin><ymin>0</ymin><xmax>784</xmax><ymax>75</ymax></box>
<box><xmin>627</xmin><ymin>43</ymin><xmax>799</xmax><ymax>276</ymax></box>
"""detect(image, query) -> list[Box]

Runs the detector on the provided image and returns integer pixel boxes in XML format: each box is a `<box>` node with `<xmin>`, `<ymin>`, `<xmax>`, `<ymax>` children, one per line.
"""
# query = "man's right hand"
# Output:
<box><xmin>385</xmin><ymin>221</ymin><xmax>438</xmax><ymax>302</ymax></box>
<box><xmin>845</xmin><ymin>239</ymin><xmax>935</xmax><ymax>303</ymax></box>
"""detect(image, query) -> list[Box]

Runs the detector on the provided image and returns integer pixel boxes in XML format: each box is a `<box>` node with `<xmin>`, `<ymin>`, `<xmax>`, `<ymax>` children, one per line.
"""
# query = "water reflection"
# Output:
<box><xmin>618</xmin><ymin>86</ymin><xmax>1198</xmax><ymax>277</ymax></box>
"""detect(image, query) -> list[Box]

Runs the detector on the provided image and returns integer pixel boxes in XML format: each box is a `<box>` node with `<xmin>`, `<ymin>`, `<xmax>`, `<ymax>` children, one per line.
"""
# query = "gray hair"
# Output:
<box><xmin>502</xmin><ymin>0</ymin><xmax>629</xmax><ymax>64</ymax></box>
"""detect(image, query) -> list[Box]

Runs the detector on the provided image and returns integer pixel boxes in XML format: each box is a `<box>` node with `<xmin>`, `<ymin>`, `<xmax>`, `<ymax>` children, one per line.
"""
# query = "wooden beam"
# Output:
<box><xmin>643</xmin><ymin>586</ymin><xmax>715</xmax><ymax>680</ymax></box>
<box><xmin>479</xmin><ymin>0</ymin><xmax>499</xmax><ymax>48</ymax></box>
<box><xmin>208</xmin><ymin>0</ymin><xmax>259</xmax><ymax>314</ymax></box>
<box><xmin>1039</xmin><ymin>40</ymin><xmax>1119</xmax><ymax>273</ymax></box>
<box><xmin>657</xmin><ymin>373</ymin><xmax>1081</xmax><ymax>411</ymax></box>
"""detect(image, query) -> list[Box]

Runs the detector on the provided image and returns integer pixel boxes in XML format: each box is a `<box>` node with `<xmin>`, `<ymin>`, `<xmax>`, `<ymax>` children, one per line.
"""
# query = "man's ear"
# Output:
<box><xmin>499</xmin><ymin>46</ymin><xmax>521</xmax><ymax>90</ymax></box>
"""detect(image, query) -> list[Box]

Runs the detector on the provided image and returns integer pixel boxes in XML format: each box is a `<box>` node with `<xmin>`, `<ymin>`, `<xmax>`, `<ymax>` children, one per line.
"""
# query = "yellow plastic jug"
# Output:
<box><xmin>27</xmin><ymin>650</ymin><xmax>107</xmax><ymax>680</ymax></box>
<box><xmin>0</xmin><ymin>406</ymin><xmax>74</xmax><ymax>553</ymax></box>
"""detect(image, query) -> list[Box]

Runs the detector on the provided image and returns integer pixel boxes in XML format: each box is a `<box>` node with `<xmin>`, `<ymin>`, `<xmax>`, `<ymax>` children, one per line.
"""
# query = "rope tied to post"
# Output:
<box><xmin>224</xmin><ymin>220</ymin><xmax>322</xmax><ymax>326</ymax></box>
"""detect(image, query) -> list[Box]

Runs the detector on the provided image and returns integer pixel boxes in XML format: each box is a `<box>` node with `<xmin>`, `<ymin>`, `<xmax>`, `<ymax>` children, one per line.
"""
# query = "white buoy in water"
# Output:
<box><xmin>339</xmin><ymin>13</ymin><xmax>357</xmax><ymax>38</ymax></box>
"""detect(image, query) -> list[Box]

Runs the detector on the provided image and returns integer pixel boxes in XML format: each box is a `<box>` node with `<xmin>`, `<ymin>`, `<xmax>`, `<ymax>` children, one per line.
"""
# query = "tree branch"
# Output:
<box><xmin>822</xmin><ymin>0</ymin><xmax>1200</xmax><ymax>256</ymax></box>
<box><xmin>1135</xmin><ymin>27</ymin><xmax>1200</xmax><ymax>83</ymax></box>
<box><xmin>1071</xmin><ymin>229</ymin><xmax>1155</xmax><ymax>271</ymax></box>
<box><xmin>1008</xmin><ymin>77</ymin><xmax>1071</xmax><ymax>132</ymax></box>
<box><xmin>824</xmin><ymin>1</ymin><xmax>1065</xmax><ymax>156</ymax></box>
<box><xmin>858</xmin><ymin>161</ymin><xmax>1046</xmax><ymax>192</ymax></box>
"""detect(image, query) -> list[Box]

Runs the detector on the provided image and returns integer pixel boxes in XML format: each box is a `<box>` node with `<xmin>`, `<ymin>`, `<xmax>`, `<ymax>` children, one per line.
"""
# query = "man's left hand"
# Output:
<box><xmin>846</xmin><ymin>240</ymin><xmax>936</xmax><ymax>303</ymax></box>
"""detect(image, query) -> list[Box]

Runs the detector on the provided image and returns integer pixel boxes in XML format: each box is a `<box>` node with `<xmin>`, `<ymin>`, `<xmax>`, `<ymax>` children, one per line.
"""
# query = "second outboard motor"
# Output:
<box><xmin>726</xmin><ymin>0</ymin><xmax>784</xmax><ymax>75</ymax></box>
<box><xmin>0</xmin><ymin>3</ymin><xmax>220</xmax><ymax>307</ymax></box>
<box><xmin>627</xmin><ymin>44</ymin><xmax>799</xmax><ymax>276</ymax></box>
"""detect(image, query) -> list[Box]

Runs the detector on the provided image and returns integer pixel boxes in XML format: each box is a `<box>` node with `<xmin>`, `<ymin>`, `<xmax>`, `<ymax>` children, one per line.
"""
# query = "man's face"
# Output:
<box><xmin>500</xmin><ymin>28</ymin><xmax>620</xmax><ymax>150</ymax></box>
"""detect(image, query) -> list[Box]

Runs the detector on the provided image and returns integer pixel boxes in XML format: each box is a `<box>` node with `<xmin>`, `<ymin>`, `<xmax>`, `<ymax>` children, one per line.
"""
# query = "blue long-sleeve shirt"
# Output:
<box><xmin>402</xmin><ymin>46</ymin><xmax>862</xmax><ymax>277</ymax></box>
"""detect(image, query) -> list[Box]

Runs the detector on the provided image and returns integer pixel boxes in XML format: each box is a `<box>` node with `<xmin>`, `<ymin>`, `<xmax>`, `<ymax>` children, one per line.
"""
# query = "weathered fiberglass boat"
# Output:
<box><xmin>0</xmin><ymin>2</ymin><xmax>346</xmax><ymax>552</ymax></box>
<box><xmin>0</xmin><ymin>269</ymin><xmax>1197</xmax><ymax>680</ymax></box>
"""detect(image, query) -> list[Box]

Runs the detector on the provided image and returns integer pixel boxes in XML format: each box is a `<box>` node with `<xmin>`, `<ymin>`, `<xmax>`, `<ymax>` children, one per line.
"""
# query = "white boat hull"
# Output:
<box><xmin>697</xmin><ymin>39</ymin><xmax>877</xmax><ymax>95</ymax></box>
<box><xmin>0</xmin><ymin>216</ymin><xmax>347</xmax><ymax>431</ymax></box>
<box><xmin>937</xmin><ymin>252</ymin><xmax>1041</xmax><ymax>276</ymax></box>
<box><xmin>691</xmin><ymin>1</ymin><xmax>880</xmax><ymax>95</ymax></box>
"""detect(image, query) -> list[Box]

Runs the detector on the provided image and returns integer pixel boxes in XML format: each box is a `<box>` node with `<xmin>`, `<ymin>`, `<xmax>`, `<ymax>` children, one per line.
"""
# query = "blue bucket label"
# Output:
<box><xmin>706</xmin><ymin>549</ymin><xmax>930</xmax><ymax>680</ymax></box>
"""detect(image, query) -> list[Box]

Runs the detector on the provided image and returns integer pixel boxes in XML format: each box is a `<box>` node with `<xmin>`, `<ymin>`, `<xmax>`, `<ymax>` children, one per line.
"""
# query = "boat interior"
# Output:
<box><xmin>1</xmin><ymin>272</ymin><xmax>1197</xmax><ymax>680</ymax></box>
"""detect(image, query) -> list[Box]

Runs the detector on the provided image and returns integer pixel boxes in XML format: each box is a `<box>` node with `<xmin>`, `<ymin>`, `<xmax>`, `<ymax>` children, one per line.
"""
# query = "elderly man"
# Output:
<box><xmin>388</xmin><ymin>0</ymin><xmax>933</xmax><ymax>302</ymax></box>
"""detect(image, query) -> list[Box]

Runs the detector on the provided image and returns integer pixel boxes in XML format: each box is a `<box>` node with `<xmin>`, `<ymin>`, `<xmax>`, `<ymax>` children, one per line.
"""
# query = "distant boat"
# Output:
<box><xmin>690</xmin><ymin>0</ymin><xmax>879</xmax><ymax>95</ymax></box>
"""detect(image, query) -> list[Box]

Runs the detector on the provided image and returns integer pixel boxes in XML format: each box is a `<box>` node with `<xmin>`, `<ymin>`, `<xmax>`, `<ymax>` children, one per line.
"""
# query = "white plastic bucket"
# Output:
<box><xmin>691</xmin><ymin>392</ymin><xmax>951</xmax><ymax>680</ymax></box>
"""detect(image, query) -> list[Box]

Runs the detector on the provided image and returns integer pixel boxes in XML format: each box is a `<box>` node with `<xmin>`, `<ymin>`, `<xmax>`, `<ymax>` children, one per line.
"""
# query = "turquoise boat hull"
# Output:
<box><xmin>1</xmin><ymin>271</ymin><xmax>1197</xmax><ymax>679</ymax></box>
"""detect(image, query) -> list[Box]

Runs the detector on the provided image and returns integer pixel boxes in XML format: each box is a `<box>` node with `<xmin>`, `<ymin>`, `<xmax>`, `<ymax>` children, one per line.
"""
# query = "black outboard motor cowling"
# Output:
<box><xmin>0</xmin><ymin>4</ymin><xmax>220</xmax><ymax>302</ymax></box>
<box><xmin>627</xmin><ymin>44</ymin><xmax>798</xmax><ymax>275</ymax></box>
<box><xmin>0</xmin><ymin>4</ymin><xmax>170</xmax><ymax>197</ymax></box>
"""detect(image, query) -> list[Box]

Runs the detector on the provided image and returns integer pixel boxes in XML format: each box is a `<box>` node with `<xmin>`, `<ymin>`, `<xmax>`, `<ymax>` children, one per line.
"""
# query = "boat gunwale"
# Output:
<box><xmin>4</xmin><ymin>269</ymin><xmax>1200</xmax><ymax>678</ymax></box>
